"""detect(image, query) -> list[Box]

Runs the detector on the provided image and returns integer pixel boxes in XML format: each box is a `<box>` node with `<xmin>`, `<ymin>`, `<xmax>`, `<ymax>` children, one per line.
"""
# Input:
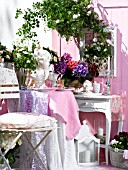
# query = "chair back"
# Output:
<box><xmin>0</xmin><ymin>67</ymin><xmax>20</xmax><ymax>99</ymax></box>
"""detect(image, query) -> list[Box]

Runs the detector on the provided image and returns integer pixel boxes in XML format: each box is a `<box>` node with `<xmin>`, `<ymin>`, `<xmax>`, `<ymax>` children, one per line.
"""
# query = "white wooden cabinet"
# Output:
<box><xmin>75</xmin><ymin>94</ymin><xmax>112</xmax><ymax>165</ymax></box>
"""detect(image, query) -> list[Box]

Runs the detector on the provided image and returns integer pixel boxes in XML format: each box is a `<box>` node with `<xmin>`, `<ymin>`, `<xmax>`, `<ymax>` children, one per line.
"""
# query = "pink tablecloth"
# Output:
<box><xmin>48</xmin><ymin>91</ymin><xmax>81</xmax><ymax>140</ymax></box>
<box><xmin>0</xmin><ymin>99</ymin><xmax>8</xmax><ymax>115</ymax></box>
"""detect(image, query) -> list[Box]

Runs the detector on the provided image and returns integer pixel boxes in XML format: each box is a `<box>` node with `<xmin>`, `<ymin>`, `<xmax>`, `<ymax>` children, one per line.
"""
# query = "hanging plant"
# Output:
<box><xmin>15</xmin><ymin>0</ymin><xmax>110</xmax><ymax>44</ymax></box>
<box><xmin>15</xmin><ymin>0</ymin><xmax>112</xmax><ymax>80</ymax></box>
<box><xmin>15</xmin><ymin>0</ymin><xmax>91</xmax><ymax>42</ymax></box>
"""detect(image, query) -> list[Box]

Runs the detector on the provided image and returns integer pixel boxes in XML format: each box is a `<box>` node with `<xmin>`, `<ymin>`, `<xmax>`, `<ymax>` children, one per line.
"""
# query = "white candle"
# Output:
<box><xmin>85</xmin><ymin>150</ymin><xmax>91</xmax><ymax>163</ymax></box>
<box><xmin>97</xmin><ymin>127</ymin><xmax>103</xmax><ymax>136</ymax></box>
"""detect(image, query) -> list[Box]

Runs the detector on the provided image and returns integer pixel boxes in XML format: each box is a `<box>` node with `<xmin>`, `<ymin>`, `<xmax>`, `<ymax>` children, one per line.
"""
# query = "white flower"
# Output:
<box><xmin>114</xmin><ymin>148</ymin><xmax>119</xmax><ymax>152</ymax></box>
<box><xmin>56</xmin><ymin>20</ymin><xmax>59</xmax><ymax>24</ymax></box>
<box><xmin>87</xmin><ymin>11</ymin><xmax>91</xmax><ymax>15</ymax></box>
<box><xmin>94</xmin><ymin>55</ymin><xmax>97</xmax><ymax>59</ymax></box>
<box><xmin>73</xmin><ymin>14</ymin><xmax>80</xmax><ymax>19</ymax></box>
<box><xmin>17</xmin><ymin>53</ymin><xmax>21</xmax><ymax>58</ymax></box>
<box><xmin>97</xmin><ymin>47</ymin><xmax>101</xmax><ymax>51</ymax></box>
<box><xmin>111</xmin><ymin>139</ymin><xmax>119</xmax><ymax>145</ymax></box>
<box><xmin>86</xmin><ymin>54</ymin><xmax>89</xmax><ymax>58</ymax></box>
<box><xmin>26</xmin><ymin>60</ymin><xmax>31</xmax><ymax>63</ymax></box>
<box><xmin>93</xmin><ymin>43</ymin><xmax>96</xmax><ymax>46</ymax></box>
<box><xmin>93</xmin><ymin>38</ymin><xmax>97</xmax><ymax>42</ymax></box>
<box><xmin>104</xmin><ymin>48</ymin><xmax>107</xmax><ymax>52</ymax></box>
<box><xmin>24</xmin><ymin>51</ymin><xmax>28</xmax><ymax>55</ymax></box>
<box><xmin>80</xmin><ymin>41</ymin><xmax>84</xmax><ymax>47</ymax></box>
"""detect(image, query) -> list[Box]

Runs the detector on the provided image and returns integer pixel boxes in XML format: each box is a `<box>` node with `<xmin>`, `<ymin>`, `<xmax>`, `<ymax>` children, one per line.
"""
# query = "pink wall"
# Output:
<box><xmin>52</xmin><ymin>30</ymin><xmax>80</xmax><ymax>60</ymax></box>
<box><xmin>52</xmin><ymin>0</ymin><xmax>128</xmax><ymax>133</ymax></box>
<box><xmin>94</xmin><ymin>0</ymin><xmax>128</xmax><ymax>132</ymax></box>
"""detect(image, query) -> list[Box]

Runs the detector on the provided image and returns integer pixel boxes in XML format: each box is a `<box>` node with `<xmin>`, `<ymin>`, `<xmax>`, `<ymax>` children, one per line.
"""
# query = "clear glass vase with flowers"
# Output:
<box><xmin>12</xmin><ymin>40</ymin><xmax>38</xmax><ymax>89</ymax></box>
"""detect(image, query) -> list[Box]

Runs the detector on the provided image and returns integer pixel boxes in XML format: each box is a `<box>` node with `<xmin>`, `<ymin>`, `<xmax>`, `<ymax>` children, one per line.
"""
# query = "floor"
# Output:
<box><xmin>73</xmin><ymin>149</ymin><xmax>125</xmax><ymax>170</ymax></box>
<box><xmin>75</xmin><ymin>164</ymin><xmax>124</xmax><ymax>170</ymax></box>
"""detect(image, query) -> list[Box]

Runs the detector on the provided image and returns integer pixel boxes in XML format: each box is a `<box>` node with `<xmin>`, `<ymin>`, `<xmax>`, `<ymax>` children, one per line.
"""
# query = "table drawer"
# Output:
<box><xmin>76</xmin><ymin>99</ymin><xmax>106</xmax><ymax>110</ymax></box>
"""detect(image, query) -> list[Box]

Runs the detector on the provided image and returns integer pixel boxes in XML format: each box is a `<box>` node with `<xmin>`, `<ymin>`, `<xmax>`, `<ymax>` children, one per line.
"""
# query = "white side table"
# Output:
<box><xmin>75</xmin><ymin>94</ymin><xmax>112</xmax><ymax>165</ymax></box>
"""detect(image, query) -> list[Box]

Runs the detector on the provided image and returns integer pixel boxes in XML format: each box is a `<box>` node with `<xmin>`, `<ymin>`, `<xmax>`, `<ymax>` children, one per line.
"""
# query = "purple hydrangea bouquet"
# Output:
<box><xmin>53</xmin><ymin>53</ymin><xmax>89</xmax><ymax>87</ymax></box>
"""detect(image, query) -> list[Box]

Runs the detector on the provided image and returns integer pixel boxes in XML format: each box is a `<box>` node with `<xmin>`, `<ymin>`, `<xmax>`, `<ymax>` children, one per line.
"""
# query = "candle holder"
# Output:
<box><xmin>94</xmin><ymin>119</ymin><xmax>105</xmax><ymax>144</ymax></box>
<box><xmin>103</xmin><ymin>70</ymin><xmax>114</xmax><ymax>95</ymax></box>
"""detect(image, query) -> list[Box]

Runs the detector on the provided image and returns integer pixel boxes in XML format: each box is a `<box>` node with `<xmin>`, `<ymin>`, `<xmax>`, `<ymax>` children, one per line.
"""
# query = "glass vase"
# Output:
<box><xmin>16</xmin><ymin>68</ymin><xmax>27</xmax><ymax>90</ymax></box>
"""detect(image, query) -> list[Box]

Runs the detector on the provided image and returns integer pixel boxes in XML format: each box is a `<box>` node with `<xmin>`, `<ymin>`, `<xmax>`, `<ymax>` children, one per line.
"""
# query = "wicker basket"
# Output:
<box><xmin>109</xmin><ymin>147</ymin><xmax>128</xmax><ymax>169</ymax></box>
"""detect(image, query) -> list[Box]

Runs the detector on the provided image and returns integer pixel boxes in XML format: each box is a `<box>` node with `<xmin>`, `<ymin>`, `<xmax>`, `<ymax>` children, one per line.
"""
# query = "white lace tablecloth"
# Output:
<box><xmin>111</xmin><ymin>94</ymin><xmax>126</xmax><ymax>121</ymax></box>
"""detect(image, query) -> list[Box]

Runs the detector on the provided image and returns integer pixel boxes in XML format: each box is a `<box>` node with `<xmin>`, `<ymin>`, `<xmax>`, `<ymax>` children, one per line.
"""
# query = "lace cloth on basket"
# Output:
<box><xmin>7</xmin><ymin>90</ymin><xmax>49</xmax><ymax>170</ymax></box>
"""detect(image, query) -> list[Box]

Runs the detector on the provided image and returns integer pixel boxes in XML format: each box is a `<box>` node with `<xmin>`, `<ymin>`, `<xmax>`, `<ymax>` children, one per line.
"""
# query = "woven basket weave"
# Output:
<box><xmin>109</xmin><ymin>147</ymin><xmax>128</xmax><ymax>169</ymax></box>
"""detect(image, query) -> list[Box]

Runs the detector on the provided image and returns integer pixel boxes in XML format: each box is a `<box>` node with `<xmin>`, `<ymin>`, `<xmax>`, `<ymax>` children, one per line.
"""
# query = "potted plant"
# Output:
<box><xmin>109</xmin><ymin>132</ymin><xmax>128</xmax><ymax>169</ymax></box>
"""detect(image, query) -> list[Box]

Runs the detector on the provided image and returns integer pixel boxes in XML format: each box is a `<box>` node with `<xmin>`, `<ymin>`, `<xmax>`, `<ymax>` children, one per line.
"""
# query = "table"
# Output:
<box><xmin>75</xmin><ymin>94</ymin><xmax>126</xmax><ymax>165</ymax></box>
<box><xmin>19</xmin><ymin>90</ymin><xmax>81</xmax><ymax>170</ymax></box>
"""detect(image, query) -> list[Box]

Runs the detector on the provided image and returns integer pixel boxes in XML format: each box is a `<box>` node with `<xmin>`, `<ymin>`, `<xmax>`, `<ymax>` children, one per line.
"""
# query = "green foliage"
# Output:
<box><xmin>83</xmin><ymin>29</ymin><xmax>111</xmax><ymax>61</ymax></box>
<box><xmin>15</xmin><ymin>0</ymin><xmax>96</xmax><ymax>42</ymax></box>
<box><xmin>0</xmin><ymin>42</ymin><xmax>14</xmax><ymax>62</ymax></box>
<box><xmin>13</xmin><ymin>42</ymin><xmax>38</xmax><ymax>70</ymax></box>
<box><xmin>110</xmin><ymin>132</ymin><xmax>128</xmax><ymax>151</ymax></box>
<box><xmin>0</xmin><ymin>41</ymin><xmax>38</xmax><ymax>71</ymax></box>
<box><xmin>0</xmin><ymin>142</ymin><xmax>20</xmax><ymax>165</ymax></box>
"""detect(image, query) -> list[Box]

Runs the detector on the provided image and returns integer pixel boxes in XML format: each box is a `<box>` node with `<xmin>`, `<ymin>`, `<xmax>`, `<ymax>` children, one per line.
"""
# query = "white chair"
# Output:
<box><xmin>0</xmin><ymin>67</ymin><xmax>57</xmax><ymax>170</ymax></box>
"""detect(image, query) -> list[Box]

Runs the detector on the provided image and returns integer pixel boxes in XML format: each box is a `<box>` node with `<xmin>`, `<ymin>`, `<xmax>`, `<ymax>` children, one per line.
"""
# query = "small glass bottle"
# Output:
<box><xmin>45</xmin><ymin>77</ymin><xmax>52</xmax><ymax>87</ymax></box>
<box><xmin>49</xmin><ymin>71</ymin><xmax>57</xmax><ymax>87</ymax></box>
<box><xmin>106</xmin><ymin>79</ymin><xmax>111</xmax><ymax>95</ymax></box>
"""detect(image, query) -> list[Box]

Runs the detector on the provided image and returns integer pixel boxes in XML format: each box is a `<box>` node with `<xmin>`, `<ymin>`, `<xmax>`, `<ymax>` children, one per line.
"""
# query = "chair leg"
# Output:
<box><xmin>19</xmin><ymin>130</ymin><xmax>52</xmax><ymax>170</ymax></box>
<box><xmin>0</xmin><ymin>150</ymin><xmax>12</xmax><ymax>170</ymax></box>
